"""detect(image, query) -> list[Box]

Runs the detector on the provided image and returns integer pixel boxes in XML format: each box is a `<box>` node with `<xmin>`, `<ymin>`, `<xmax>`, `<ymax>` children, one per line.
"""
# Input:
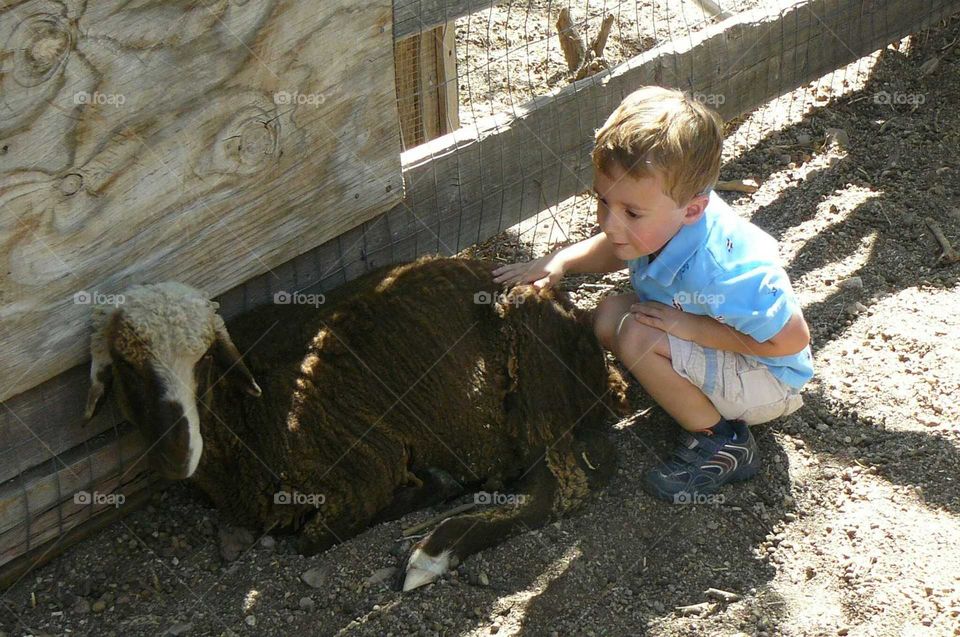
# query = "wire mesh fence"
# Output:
<box><xmin>2</xmin><ymin>0</ymin><xmax>957</xmax><ymax>588</ymax></box>
<box><xmin>390</xmin><ymin>0</ymin><xmax>943</xmax><ymax>260</ymax></box>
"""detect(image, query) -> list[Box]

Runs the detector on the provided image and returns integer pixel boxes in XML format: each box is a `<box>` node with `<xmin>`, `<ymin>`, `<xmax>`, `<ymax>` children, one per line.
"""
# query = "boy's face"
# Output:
<box><xmin>593</xmin><ymin>164</ymin><xmax>708</xmax><ymax>261</ymax></box>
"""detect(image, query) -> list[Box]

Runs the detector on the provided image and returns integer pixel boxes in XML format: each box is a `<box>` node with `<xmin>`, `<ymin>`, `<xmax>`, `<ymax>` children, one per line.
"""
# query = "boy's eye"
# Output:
<box><xmin>592</xmin><ymin>192</ymin><xmax>641</xmax><ymax>219</ymax></box>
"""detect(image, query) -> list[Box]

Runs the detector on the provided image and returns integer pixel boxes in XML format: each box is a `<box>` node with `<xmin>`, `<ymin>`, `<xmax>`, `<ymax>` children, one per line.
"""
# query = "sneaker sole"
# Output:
<box><xmin>643</xmin><ymin>462</ymin><xmax>760</xmax><ymax>503</ymax></box>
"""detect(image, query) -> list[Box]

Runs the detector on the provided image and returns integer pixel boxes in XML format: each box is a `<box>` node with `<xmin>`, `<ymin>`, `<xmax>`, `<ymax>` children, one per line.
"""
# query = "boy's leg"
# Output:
<box><xmin>594</xmin><ymin>294</ymin><xmax>720</xmax><ymax>431</ymax></box>
<box><xmin>594</xmin><ymin>294</ymin><xmax>760</xmax><ymax>502</ymax></box>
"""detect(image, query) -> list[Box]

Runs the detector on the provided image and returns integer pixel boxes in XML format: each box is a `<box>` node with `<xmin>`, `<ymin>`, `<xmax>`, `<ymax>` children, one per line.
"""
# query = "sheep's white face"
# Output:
<box><xmin>109</xmin><ymin>314</ymin><xmax>211</xmax><ymax>480</ymax></box>
<box><xmin>85</xmin><ymin>283</ymin><xmax>261</xmax><ymax>480</ymax></box>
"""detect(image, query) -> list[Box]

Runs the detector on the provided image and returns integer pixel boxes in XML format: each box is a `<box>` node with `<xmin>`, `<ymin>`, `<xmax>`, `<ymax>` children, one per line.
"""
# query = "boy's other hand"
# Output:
<box><xmin>492</xmin><ymin>253</ymin><xmax>566</xmax><ymax>289</ymax></box>
<box><xmin>630</xmin><ymin>301</ymin><xmax>698</xmax><ymax>341</ymax></box>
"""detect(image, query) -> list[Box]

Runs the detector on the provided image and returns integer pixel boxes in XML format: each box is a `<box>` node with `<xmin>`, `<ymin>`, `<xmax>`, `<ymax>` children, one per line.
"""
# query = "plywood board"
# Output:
<box><xmin>0</xmin><ymin>0</ymin><xmax>403</xmax><ymax>402</ymax></box>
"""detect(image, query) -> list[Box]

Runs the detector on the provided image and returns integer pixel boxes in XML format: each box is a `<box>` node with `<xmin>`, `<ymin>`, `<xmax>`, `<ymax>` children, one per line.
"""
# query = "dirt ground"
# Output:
<box><xmin>3</xmin><ymin>9</ymin><xmax>960</xmax><ymax>637</ymax></box>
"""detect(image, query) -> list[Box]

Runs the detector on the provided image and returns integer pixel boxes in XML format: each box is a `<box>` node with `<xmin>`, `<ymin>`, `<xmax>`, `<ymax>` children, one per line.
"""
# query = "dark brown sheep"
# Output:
<box><xmin>85</xmin><ymin>256</ymin><xmax>628</xmax><ymax>591</ymax></box>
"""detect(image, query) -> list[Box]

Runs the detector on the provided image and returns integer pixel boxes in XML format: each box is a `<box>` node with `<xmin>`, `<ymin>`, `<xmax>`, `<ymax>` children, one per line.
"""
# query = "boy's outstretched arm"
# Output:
<box><xmin>492</xmin><ymin>232</ymin><xmax>627</xmax><ymax>289</ymax></box>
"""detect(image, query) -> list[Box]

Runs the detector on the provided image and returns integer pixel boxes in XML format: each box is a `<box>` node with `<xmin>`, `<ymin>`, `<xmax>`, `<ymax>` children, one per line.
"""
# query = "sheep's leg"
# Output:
<box><xmin>373</xmin><ymin>467</ymin><xmax>466</xmax><ymax>523</ymax></box>
<box><xmin>403</xmin><ymin>438</ymin><xmax>612</xmax><ymax>591</ymax></box>
<box><xmin>294</xmin><ymin>467</ymin><xmax>467</xmax><ymax>555</ymax></box>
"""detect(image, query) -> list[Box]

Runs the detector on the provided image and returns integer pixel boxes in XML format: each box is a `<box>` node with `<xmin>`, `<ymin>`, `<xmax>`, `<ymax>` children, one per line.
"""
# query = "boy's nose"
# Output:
<box><xmin>603</xmin><ymin>209</ymin><xmax>626</xmax><ymax>234</ymax></box>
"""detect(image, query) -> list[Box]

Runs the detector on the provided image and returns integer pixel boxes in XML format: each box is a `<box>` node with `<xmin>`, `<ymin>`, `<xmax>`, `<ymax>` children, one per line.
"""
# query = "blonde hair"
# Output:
<box><xmin>592</xmin><ymin>86</ymin><xmax>724</xmax><ymax>206</ymax></box>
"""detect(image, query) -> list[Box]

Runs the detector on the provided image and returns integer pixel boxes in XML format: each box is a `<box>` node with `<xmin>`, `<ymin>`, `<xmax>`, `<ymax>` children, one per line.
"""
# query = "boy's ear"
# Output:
<box><xmin>682</xmin><ymin>193</ymin><xmax>710</xmax><ymax>223</ymax></box>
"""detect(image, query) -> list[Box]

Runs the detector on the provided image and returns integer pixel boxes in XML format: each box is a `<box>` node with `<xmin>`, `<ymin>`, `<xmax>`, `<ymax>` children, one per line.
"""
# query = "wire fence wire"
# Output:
<box><xmin>2</xmin><ymin>0</ymin><xmax>955</xmax><ymax>585</ymax></box>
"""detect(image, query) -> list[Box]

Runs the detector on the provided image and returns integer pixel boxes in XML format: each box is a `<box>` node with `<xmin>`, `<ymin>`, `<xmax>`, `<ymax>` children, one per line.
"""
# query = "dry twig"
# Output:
<box><xmin>924</xmin><ymin>217</ymin><xmax>960</xmax><ymax>266</ymax></box>
<box><xmin>556</xmin><ymin>9</ymin><xmax>614</xmax><ymax>81</ymax></box>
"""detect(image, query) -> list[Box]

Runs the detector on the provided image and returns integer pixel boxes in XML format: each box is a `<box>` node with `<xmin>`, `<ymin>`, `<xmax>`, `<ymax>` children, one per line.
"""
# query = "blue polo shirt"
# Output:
<box><xmin>627</xmin><ymin>190</ymin><xmax>813</xmax><ymax>390</ymax></box>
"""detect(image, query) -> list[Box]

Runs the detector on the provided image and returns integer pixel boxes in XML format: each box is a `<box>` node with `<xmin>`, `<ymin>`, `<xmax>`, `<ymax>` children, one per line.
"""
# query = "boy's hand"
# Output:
<box><xmin>629</xmin><ymin>301</ymin><xmax>699</xmax><ymax>341</ymax></box>
<box><xmin>492</xmin><ymin>253</ymin><xmax>566</xmax><ymax>289</ymax></box>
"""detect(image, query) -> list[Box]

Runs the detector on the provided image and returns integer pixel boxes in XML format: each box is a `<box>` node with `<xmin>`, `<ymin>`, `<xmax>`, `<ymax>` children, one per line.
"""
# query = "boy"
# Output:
<box><xmin>492</xmin><ymin>86</ymin><xmax>812</xmax><ymax>503</ymax></box>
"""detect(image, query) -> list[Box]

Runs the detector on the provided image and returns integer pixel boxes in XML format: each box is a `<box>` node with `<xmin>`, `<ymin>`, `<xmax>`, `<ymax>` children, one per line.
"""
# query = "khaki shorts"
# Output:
<box><xmin>666</xmin><ymin>333</ymin><xmax>804</xmax><ymax>425</ymax></box>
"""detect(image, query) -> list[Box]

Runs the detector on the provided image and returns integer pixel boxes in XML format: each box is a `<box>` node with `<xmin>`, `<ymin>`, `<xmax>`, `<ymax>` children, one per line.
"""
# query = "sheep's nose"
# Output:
<box><xmin>157</xmin><ymin>399</ymin><xmax>188</xmax><ymax>426</ymax></box>
<box><xmin>151</xmin><ymin>401</ymin><xmax>194</xmax><ymax>479</ymax></box>
<box><xmin>151</xmin><ymin>448</ymin><xmax>193</xmax><ymax>480</ymax></box>
<box><xmin>157</xmin><ymin>464</ymin><xmax>193</xmax><ymax>481</ymax></box>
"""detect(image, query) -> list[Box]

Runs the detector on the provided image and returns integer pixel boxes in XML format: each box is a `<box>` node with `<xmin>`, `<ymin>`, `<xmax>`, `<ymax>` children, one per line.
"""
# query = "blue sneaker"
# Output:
<box><xmin>644</xmin><ymin>419</ymin><xmax>760</xmax><ymax>503</ymax></box>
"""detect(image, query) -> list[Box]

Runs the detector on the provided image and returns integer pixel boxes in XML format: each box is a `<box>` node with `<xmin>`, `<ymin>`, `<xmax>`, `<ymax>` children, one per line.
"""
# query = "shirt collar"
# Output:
<box><xmin>637</xmin><ymin>193</ymin><xmax>715</xmax><ymax>286</ymax></box>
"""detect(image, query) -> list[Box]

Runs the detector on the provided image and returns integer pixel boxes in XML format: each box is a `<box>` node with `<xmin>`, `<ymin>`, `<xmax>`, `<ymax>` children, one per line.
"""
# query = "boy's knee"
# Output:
<box><xmin>593</xmin><ymin>294</ymin><xmax>633</xmax><ymax>350</ymax></box>
<box><xmin>613</xmin><ymin>317</ymin><xmax>669</xmax><ymax>360</ymax></box>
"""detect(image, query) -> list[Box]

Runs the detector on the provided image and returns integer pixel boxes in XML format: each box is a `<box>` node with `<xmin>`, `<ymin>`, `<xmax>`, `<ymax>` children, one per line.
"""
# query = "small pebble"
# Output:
<box><xmin>301</xmin><ymin>566</ymin><xmax>329</xmax><ymax>588</ymax></box>
<box><xmin>838</xmin><ymin>276</ymin><xmax>863</xmax><ymax>291</ymax></box>
<box><xmin>366</xmin><ymin>567</ymin><xmax>397</xmax><ymax>586</ymax></box>
<box><xmin>166</xmin><ymin>622</ymin><xmax>193</xmax><ymax>636</ymax></box>
<box><xmin>71</xmin><ymin>597</ymin><xmax>91</xmax><ymax>615</ymax></box>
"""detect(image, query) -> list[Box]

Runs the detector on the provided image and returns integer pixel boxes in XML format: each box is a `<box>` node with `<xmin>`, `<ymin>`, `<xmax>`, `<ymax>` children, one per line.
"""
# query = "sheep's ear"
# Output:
<box><xmin>84</xmin><ymin>361</ymin><xmax>112</xmax><ymax>420</ymax></box>
<box><xmin>85</xmin><ymin>306</ymin><xmax>115</xmax><ymax>421</ymax></box>
<box><xmin>211</xmin><ymin>316</ymin><xmax>262</xmax><ymax>397</ymax></box>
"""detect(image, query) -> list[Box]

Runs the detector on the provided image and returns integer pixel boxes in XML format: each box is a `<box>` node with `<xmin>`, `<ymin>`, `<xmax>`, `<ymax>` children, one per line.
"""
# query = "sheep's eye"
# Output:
<box><xmin>115</xmin><ymin>356</ymin><xmax>143</xmax><ymax>376</ymax></box>
<box><xmin>113</xmin><ymin>358</ymin><xmax>151</xmax><ymax>394</ymax></box>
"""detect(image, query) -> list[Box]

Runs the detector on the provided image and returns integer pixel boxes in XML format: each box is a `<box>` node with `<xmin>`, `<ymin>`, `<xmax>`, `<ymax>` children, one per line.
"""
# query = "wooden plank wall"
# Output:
<box><xmin>0</xmin><ymin>0</ymin><xmax>403</xmax><ymax>404</ymax></box>
<box><xmin>4</xmin><ymin>0</ymin><xmax>960</xmax><ymax>589</ymax></box>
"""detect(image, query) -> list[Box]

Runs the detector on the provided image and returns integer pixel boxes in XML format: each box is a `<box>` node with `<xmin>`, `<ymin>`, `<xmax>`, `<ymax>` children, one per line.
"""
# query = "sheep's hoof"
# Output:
<box><xmin>402</xmin><ymin>543</ymin><xmax>452</xmax><ymax>592</ymax></box>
